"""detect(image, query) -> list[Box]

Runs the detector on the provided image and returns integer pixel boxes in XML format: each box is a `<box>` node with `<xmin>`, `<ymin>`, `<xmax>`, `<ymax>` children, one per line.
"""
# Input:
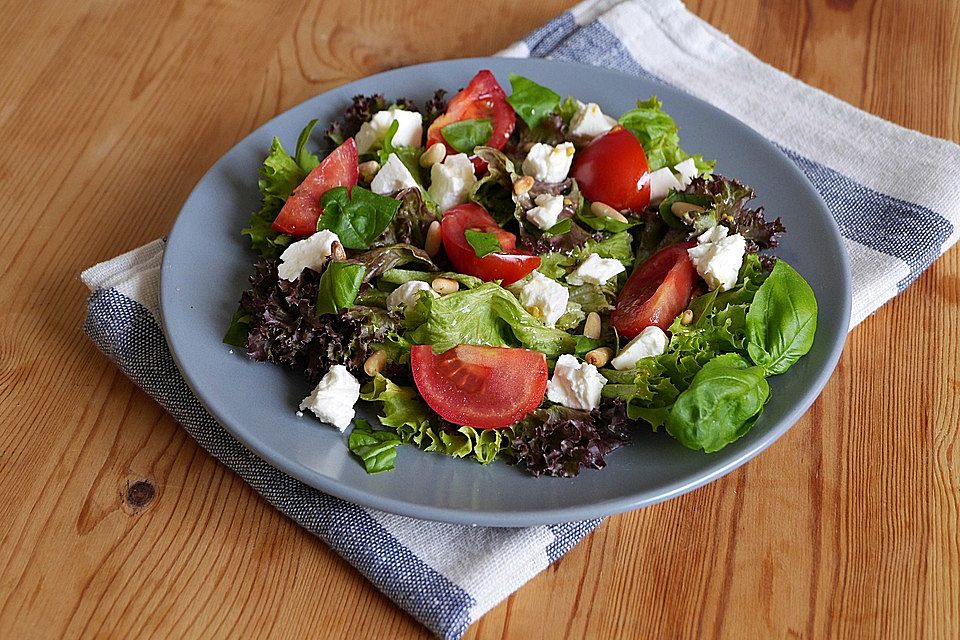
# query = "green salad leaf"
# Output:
<box><xmin>315</xmin><ymin>262</ymin><xmax>366</xmax><ymax>316</ymax></box>
<box><xmin>440</xmin><ymin>119</ymin><xmax>493</xmax><ymax>153</ymax></box>
<box><xmin>295</xmin><ymin>118</ymin><xmax>321</xmax><ymax>173</ymax></box>
<box><xmin>464</xmin><ymin>229</ymin><xmax>503</xmax><ymax>257</ymax></box>
<box><xmin>240</xmin><ymin>136</ymin><xmax>303</xmax><ymax>258</ymax></box>
<box><xmin>317</xmin><ymin>186</ymin><xmax>401</xmax><ymax>249</ymax></box>
<box><xmin>506</xmin><ymin>73</ymin><xmax>561</xmax><ymax>129</ymax></box>
<box><xmin>619</xmin><ymin>97</ymin><xmax>714</xmax><ymax>174</ymax></box>
<box><xmin>746</xmin><ymin>259</ymin><xmax>818</xmax><ymax>375</ymax></box>
<box><xmin>223</xmin><ymin>308</ymin><xmax>252</xmax><ymax>348</ymax></box>
<box><xmin>380</xmin><ymin>269</ymin><xmax>483</xmax><ymax>289</ymax></box>
<box><xmin>405</xmin><ymin>282</ymin><xmax>591</xmax><ymax>357</ymax></box>
<box><xmin>348</xmin><ymin>419</ymin><xmax>402</xmax><ymax>473</ymax></box>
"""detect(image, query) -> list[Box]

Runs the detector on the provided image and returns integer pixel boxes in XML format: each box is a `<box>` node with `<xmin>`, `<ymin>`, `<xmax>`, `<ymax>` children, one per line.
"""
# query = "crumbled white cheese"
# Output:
<box><xmin>427</xmin><ymin>153</ymin><xmax>476</xmax><ymax>212</ymax></box>
<box><xmin>355</xmin><ymin>107</ymin><xmax>423</xmax><ymax>154</ymax></box>
<box><xmin>525</xmin><ymin>194</ymin><xmax>565</xmax><ymax>230</ymax></box>
<box><xmin>568</xmin><ymin>101</ymin><xmax>617</xmax><ymax>141</ymax></box>
<box><xmin>521</xmin><ymin>142</ymin><xmax>575</xmax><ymax>183</ymax></box>
<box><xmin>371</xmin><ymin>153</ymin><xmax>419</xmax><ymax>195</ymax></box>
<box><xmin>386</xmin><ymin>280</ymin><xmax>437</xmax><ymax>314</ymax></box>
<box><xmin>298</xmin><ymin>365</ymin><xmax>361</xmax><ymax>430</ymax></box>
<box><xmin>519</xmin><ymin>271</ymin><xmax>569</xmax><ymax>327</ymax></box>
<box><xmin>687</xmin><ymin>225</ymin><xmax>747</xmax><ymax>291</ymax></box>
<box><xmin>566</xmin><ymin>253</ymin><xmax>625</xmax><ymax>286</ymax></box>
<box><xmin>546</xmin><ymin>354</ymin><xmax>607</xmax><ymax>411</ymax></box>
<box><xmin>611</xmin><ymin>326</ymin><xmax>669</xmax><ymax>370</ymax></box>
<box><xmin>277</xmin><ymin>230</ymin><xmax>341</xmax><ymax>281</ymax></box>
<box><xmin>648</xmin><ymin>159</ymin><xmax>701</xmax><ymax>204</ymax></box>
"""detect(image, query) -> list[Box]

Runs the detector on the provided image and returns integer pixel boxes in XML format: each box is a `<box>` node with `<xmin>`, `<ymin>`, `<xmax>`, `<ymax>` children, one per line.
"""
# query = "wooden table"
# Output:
<box><xmin>2</xmin><ymin>1</ymin><xmax>957</xmax><ymax>637</ymax></box>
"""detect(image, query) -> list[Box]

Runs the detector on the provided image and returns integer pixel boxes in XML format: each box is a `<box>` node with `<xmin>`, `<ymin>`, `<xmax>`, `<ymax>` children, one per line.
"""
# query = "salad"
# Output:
<box><xmin>225</xmin><ymin>70</ymin><xmax>818</xmax><ymax>478</ymax></box>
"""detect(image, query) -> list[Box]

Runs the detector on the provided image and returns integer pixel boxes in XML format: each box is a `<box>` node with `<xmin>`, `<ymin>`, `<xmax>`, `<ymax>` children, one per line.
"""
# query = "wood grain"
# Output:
<box><xmin>0</xmin><ymin>0</ymin><xmax>957</xmax><ymax>638</ymax></box>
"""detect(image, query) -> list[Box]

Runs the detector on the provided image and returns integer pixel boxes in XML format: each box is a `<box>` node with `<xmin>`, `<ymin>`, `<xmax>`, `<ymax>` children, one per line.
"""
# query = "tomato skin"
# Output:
<box><xmin>611</xmin><ymin>241</ymin><xmax>698</xmax><ymax>338</ymax></box>
<box><xmin>271</xmin><ymin>138</ymin><xmax>359</xmax><ymax>236</ymax></box>
<box><xmin>410</xmin><ymin>344</ymin><xmax>548</xmax><ymax>429</ymax></box>
<box><xmin>440</xmin><ymin>203</ymin><xmax>540</xmax><ymax>286</ymax></box>
<box><xmin>427</xmin><ymin>70</ymin><xmax>516</xmax><ymax>154</ymax></box>
<box><xmin>570</xmin><ymin>126</ymin><xmax>651</xmax><ymax>212</ymax></box>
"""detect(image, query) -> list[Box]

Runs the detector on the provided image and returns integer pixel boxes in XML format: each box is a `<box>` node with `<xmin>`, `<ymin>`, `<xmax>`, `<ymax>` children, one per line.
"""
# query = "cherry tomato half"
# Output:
<box><xmin>611</xmin><ymin>241</ymin><xmax>698</xmax><ymax>338</ymax></box>
<box><xmin>272</xmin><ymin>138</ymin><xmax>359</xmax><ymax>237</ymax></box>
<box><xmin>570</xmin><ymin>126</ymin><xmax>651</xmax><ymax>212</ymax></box>
<box><xmin>427</xmin><ymin>70</ymin><xmax>516</xmax><ymax>154</ymax></box>
<box><xmin>411</xmin><ymin>344</ymin><xmax>547</xmax><ymax>429</ymax></box>
<box><xmin>440</xmin><ymin>203</ymin><xmax>540</xmax><ymax>286</ymax></box>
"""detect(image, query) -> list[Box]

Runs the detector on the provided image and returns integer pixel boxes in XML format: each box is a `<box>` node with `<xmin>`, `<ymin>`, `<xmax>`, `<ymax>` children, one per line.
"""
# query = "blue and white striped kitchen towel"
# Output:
<box><xmin>82</xmin><ymin>0</ymin><xmax>959</xmax><ymax>638</ymax></box>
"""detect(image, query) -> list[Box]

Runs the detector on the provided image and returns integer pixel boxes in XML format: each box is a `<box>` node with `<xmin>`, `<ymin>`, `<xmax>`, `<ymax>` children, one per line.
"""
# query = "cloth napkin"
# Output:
<box><xmin>81</xmin><ymin>0</ymin><xmax>960</xmax><ymax>637</ymax></box>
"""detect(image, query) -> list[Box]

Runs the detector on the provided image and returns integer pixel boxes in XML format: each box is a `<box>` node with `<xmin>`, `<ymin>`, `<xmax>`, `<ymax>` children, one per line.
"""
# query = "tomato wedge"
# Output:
<box><xmin>611</xmin><ymin>241</ymin><xmax>698</xmax><ymax>338</ymax></box>
<box><xmin>272</xmin><ymin>138</ymin><xmax>359</xmax><ymax>236</ymax></box>
<box><xmin>440</xmin><ymin>203</ymin><xmax>540</xmax><ymax>286</ymax></box>
<box><xmin>570</xmin><ymin>126</ymin><xmax>651</xmax><ymax>212</ymax></box>
<box><xmin>411</xmin><ymin>344</ymin><xmax>547</xmax><ymax>429</ymax></box>
<box><xmin>427</xmin><ymin>70</ymin><xmax>516</xmax><ymax>153</ymax></box>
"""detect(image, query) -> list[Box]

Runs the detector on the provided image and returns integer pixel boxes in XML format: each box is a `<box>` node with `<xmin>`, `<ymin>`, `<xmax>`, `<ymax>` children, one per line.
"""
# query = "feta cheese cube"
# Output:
<box><xmin>546</xmin><ymin>354</ymin><xmax>607</xmax><ymax>411</ymax></box>
<box><xmin>647</xmin><ymin>166</ymin><xmax>684</xmax><ymax>204</ymax></box>
<box><xmin>277</xmin><ymin>230</ymin><xmax>341</xmax><ymax>281</ymax></box>
<box><xmin>526</xmin><ymin>194</ymin><xmax>565</xmax><ymax>230</ymax></box>
<box><xmin>566</xmin><ymin>253</ymin><xmax>626</xmax><ymax>286</ymax></box>
<box><xmin>387</xmin><ymin>280</ymin><xmax>438</xmax><ymax>314</ymax></box>
<box><xmin>355</xmin><ymin>107</ymin><xmax>423</xmax><ymax>154</ymax></box>
<box><xmin>371</xmin><ymin>153</ymin><xmax>419</xmax><ymax>195</ymax></box>
<box><xmin>522</xmin><ymin>142</ymin><xmax>575</xmax><ymax>183</ymax></box>
<box><xmin>611</xmin><ymin>326</ymin><xmax>669</xmax><ymax>370</ymax></box>
<box><xmin>299</xmin><ymin>365</ymin><xmax>361</xmax><ymax>430</ymax></box>
<box><xmin>568</xmin><ymin>101</ymin><xmax>617</xmax><ymax>141</ymax></box>
<box><xmin>427</xmin><ymin>153</ymin><xmax>477</xmax><ymax>212</ymax></box>
<box><xmin>648</xmin><ymin>159</ymin><xmax>701</xmax><ymax>204</ymax></box>
<box><xmin>687</xmin><ymin>225</ymin><xmax>747</xmax><ymax>291</ymax></box>
<box><xmin>519</xmin><ymin>271</ymin><xmax>569</xmax><ymax>327</ymax></box>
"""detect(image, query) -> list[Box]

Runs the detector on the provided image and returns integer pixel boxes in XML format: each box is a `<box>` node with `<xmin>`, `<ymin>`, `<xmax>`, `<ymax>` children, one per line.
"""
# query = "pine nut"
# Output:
<box><xmin>358</xmin><ymin>160</ymin><xmax>379</xmax><ymax>181</ymax></box>
<box><xmin>513</xmin><ymin>175</ymin><xmax>535</xmax><ymax>195</ymax></box>
<box><xmin>680</xmin><ymin>309</ymin><xmax>694</xmax><ymax>325</ymax></box>
<box><xmin>363</xmin><ymin>350</ymin><xmax>387</xmax><ymax>377</ymax></box>
<box><xmin>585</xmin><ymin>347</ymin><xmax>613</xmax><ymax>368</ymax></box>
<box><xmin>330</xmin><ymin>241</ymin><xmax>347</xmax><ymax>261</ymax></box>
<box><xmin>670</xmin><ymin>201</ymin><xmax>706</xmax><ymax>218</ymax></box>
<box><xmin>526</xmin><ymin>305</ymin><xmax>543</xmax><ymax>319</ymax></box>
<box><xmin>590</xmin><ymin>201</ymin><xmax>629</xmax><ymax>223</ymax></box>
<box><xmin>424</xmin><ymin>220</ymin><xmax>442</xmax><ymax>257</ymax></box>
<box><xmin>583</xmin><ymin>312</ymin><xmax>601</xmax><ymax>339</ymax></box>
<box><xmin>419</xmin><ymin>142</ymin><xmax>446</xmax><ymax>168</ymax></box>
<box><xmin>431</xmin><ymin>277</ymin><xmax>459</xmax><ymax>295</ymax></box>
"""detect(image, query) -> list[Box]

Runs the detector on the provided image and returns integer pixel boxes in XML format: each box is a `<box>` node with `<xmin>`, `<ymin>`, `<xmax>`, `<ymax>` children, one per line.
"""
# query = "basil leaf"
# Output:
<box><xmin>317</xmin><ymin>186</ymin><xmax>401</xmax><ymax>249</ymax></box>
<box><xmin>665</xmin><ymin>353</ymin><xmax>770</xmax><ymax>452</ymax></box>
<box><xmin>464</xmin><ymin>229</ymin><xmax>502</xmax><ymax>257</ymax></box>
<box><xmin>440</xmin><ymin>119</ymin><xmax>493</xmax><ymax>153</ymax></box>
<box><xmin>745</xmin><ymin>259</ymin><xmax>818</xmax><ymax>375</ymax></box>
<box><xmin>576</xmin><ymin>204</ymin><xmax>639</xmax><ymax>232</ymax></box>
<box><xmin>542</xmin><ymin>218</ymin><xmax>573</xmax><ymax>237</ymax></box>
<box><xmin>295</xmin><ymin>118</ymin><xmax>321</xmax><ymax>172</ymax></box>
<box><xmin>619</xmin><ymin>96</ymin><xmax>714</xmax><ymax>174</ymax></box>
<box><xmin>315</xmin><ymin>261</ymin><xmax>366</xmax><ymax>316</ymax></box>
<box><xmin>377</xmin><ymin>119</ymin><xmax>400</xmax><ymax>165</ymax></box>
<box><xmin>223</xmin><ymin>307</ymin><xmax>252</xmax><ymax>347</ymax></box>
<box><xmin>506</xmin><ymin>73</ymin><xmax>561</xmax><ymax>129</ymax></box>
<box><xmin>558</xmin><ymin>96</ymin><xmax>579</xmax><ymax>123</ymax></box>
<box><xmin>348</xmin><ymin>419</ymin><xmax>401</xmax><ymax>474</ymax></box>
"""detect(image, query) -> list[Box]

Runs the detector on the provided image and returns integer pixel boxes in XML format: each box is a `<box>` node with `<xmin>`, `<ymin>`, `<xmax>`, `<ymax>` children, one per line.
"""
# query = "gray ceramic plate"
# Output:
<box><xmin>160</xmin><ymin>57</ymin><xmax>851</xmax><ymax>526</ymax></box>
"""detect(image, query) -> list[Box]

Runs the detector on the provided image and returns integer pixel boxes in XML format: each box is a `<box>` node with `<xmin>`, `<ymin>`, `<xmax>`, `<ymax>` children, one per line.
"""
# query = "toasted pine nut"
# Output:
<box><xmin>526</xmin><ymin>305</ymin><xmax>543</xmax><ymax>319</ymax></box>
<box><xmin>363</xmin><ymin>350</ymin><xmax>387</xmax><ymax>377</ymax></box>
<box><xmin>670</xmin><ymin>201</ymin><xmax>706</xmax><ymax>218</ymax></box>
<box><xmin>590</xmin><ymin>201</ymin><xmax>629</xmax><ymax>223</ymax></box>
<box><xmin>419</xmin><ymin>142</ymin><xmax>446</xmax><ymax>168</ymax></box>
<box><xmin>680</xmin><ymin>309</ymin><xmax>694</xmax><ymax>325</ymax></box>
<box><xmin>583</xmin><ymin>312</ymin><xmax>601</xmax><ymax>340</ymax></box>
<box><xmin>585</xmin><ymin>347</ymin><xmax>613</xmax><ymax>367</ymax></box>
<box><xmin>358</xmin><ymin>160</ymin><xmax>379</xmax><ymax>181</ymax></box>
<box><xmin>513</xmin><ymin>175</ymin><xmax>535</xmax><ymax>195</ymax></box>
<box><xmin>330</xmin><ymin>241</ymin><xmax>347</xmax><ymax>261</ymax></box>
<box><xmin>424</xmin><ymin>221</ymin><xmax>442</xmax><ymax>257</ymax></box>
<box><xmin>431</xmin><ymin>277</ymin><xmax>459</xmax><ymax>295</ymax></box>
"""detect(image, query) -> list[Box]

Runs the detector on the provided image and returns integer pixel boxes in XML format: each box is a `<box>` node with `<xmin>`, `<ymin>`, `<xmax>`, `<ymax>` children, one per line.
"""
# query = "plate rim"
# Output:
<box><xmin>160</xmin><ymin>56</ymin><xmax>852</xmax><ymax>526</ymax></box>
